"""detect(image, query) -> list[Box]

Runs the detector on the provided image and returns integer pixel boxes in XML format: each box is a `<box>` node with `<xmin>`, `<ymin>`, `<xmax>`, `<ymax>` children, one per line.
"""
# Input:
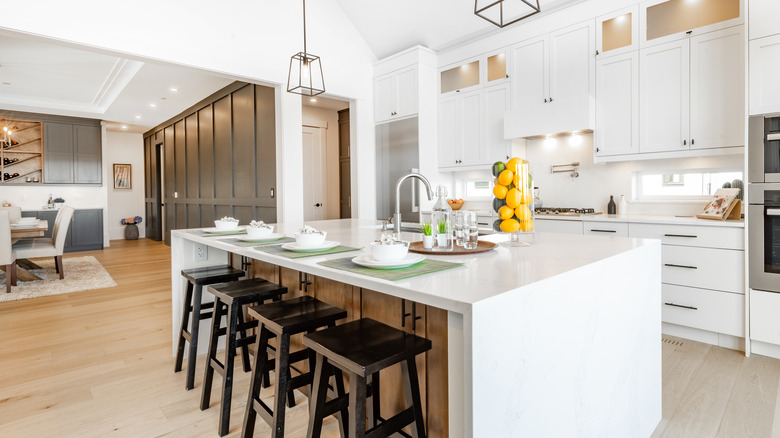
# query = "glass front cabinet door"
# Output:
<box><xmin>597</xmin><ymin>6</ymin><xmax>639</xmax><ymax>58</ymax></box>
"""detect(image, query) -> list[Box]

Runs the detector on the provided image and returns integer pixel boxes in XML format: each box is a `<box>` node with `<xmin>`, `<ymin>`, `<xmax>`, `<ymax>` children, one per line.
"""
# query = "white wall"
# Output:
<box><xmin>302</xmin><ymin>105</ymin><xmax>342</xmax><ymax>219</ymax></box>
<box><xmin>0</xmin><ymin>0</ymin><xmax>378</xmax><ymax>223</ymax></box>
<box><xmin>105</xmin><ymin>131</ymin><xmax>145</xmax><ymax>240</ymax></box>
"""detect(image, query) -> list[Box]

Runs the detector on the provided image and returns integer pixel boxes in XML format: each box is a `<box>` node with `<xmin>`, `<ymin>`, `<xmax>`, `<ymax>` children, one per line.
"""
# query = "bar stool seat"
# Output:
<box><xmin>241</xmin><ymin>296</ymin><xmax>348</xmax><ymax>438</ymax></box>
<box><xmin>304</xmin><ymin>318</ymin><xmax>432</xmax><ymax>438</ymax></box>
<box><xmin>200</xmin><ymin>278</ymin><xmax>288</xmax><ymax>437</ymax></box>
<box><xmin>175</xmin><ymin>265</ymin><xmax>244</xmax><ymax>390</ymax></box>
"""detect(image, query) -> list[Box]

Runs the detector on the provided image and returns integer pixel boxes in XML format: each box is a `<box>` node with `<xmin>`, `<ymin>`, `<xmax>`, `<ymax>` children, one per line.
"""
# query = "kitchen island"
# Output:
<box><xmin>171</xmin><ymin>219</ymin><xmax>662</xmax><ymax>437</ymax></box>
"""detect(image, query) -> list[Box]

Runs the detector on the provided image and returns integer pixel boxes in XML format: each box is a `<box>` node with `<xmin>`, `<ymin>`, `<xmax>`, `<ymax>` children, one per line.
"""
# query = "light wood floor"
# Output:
<box><xmin>1</xmin><ymin>239</ymin><xmax>779</xmax><ymax>437</ymax></box>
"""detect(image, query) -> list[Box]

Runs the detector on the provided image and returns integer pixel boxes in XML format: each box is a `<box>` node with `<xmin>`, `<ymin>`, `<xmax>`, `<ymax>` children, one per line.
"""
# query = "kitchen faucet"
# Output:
<box><xmin>394</xmin><ymin>172</ymin><xmax>433</xmax><ymax>240</ymax></box>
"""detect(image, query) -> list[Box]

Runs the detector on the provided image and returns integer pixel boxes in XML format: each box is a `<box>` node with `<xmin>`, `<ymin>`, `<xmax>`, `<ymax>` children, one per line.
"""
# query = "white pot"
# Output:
<box><xmin>436</xmin><ymin>234</ymin><xmax>448</xmax><ymax>247</ymax></box>
<box><xmin>422</xmin><ymin>235</ymin><xmax>434</xmax><ymax>249</ymax></box>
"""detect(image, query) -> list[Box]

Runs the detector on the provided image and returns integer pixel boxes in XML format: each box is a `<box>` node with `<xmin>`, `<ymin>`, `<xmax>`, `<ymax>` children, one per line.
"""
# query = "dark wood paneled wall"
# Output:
<box><xmin>338</xmin><ymin>109</ymin><xmax>351</xmax><ymax>219</ymax></box>
<box><xmin>143</xmin><ymin>82</ymin><xmax>277</xmax><ymax>244</ymax></box>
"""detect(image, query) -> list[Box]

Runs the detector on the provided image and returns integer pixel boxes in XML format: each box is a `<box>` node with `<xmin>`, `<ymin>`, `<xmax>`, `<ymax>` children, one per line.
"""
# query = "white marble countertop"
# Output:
<box><xmin>535</xmin><ymin>213</ymin><xmax>744</xmax><ymax>228</ymax></box>
<box><xmin>173</xmin><ymin>218</ymin><xmax>656</xmax><ymax>314</ymax></box>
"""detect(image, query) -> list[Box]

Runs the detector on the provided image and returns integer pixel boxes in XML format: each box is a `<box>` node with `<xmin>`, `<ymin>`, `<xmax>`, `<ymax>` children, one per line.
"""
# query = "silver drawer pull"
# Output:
<box><xmin>590</xmin><ymin>229</ymin><xmax>617</xmax><ymax>233</ymax></box>
<box><xmin>477</xmin><ymin>222</ymin><xmax>489</xmax><ymax>226</ymax></box>
<box><xmin>664</xmin><ymin>302</ymin><xmax>698</xmax><ymax>310</ymax></box>
<box><xmin>664</xmin><ymin>263</ymin><xmax>698</xmax><ymax>269</ymax></box>
<box><xmin>664</xmin><ymin>234</ymin><xmax>697</xmax><ymax>238</ymax></box>
<box><xmin>767</xmin><ymin>133</ymin><xmax>780</xmax><ymax>141</ymax></box>
<box><xmin>768</xmin><ymin>209</ymin><xmax>780</xmax><ymax>216</ymax></box>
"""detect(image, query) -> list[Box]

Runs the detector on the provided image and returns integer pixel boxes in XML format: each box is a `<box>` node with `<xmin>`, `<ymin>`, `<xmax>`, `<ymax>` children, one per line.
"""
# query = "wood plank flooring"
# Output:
<box><xmin>0</xmin><ymin>239</ymin><xmax>779</xmax><ymax>437</ymax></box>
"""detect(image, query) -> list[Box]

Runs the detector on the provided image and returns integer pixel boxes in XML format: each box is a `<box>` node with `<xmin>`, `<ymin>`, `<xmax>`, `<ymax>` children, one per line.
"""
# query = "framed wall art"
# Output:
<box><xmin>113</xmin><ymin>163</ymin><xmax>132</xmax><ymax>189</ymax></box>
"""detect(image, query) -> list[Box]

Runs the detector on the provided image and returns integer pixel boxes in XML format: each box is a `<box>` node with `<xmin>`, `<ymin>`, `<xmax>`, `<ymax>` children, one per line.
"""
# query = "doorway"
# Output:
<box><xmin>144</xmin><ymin>141</ymin><xmax>164</xmax><ymax>241</ymax></box>
<box><xmin>301</xmin><ymin>96</ymin><xmax>351</xmax><ymax>220</ymax></box>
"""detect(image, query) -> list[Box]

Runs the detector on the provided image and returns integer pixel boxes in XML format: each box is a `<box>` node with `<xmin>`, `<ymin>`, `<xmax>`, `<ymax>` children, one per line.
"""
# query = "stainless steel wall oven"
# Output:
<box><xmin>749</xmin><ymin>115</ymin><xmax>780</xmax><ymax>293</ymax></box>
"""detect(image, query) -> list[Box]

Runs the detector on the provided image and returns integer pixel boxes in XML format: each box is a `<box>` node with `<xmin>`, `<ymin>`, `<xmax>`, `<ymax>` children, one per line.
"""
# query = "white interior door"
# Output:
<box><xmin>302</xmin><ymin>126</ymin><xmax>327</xmax><ymax>221</ymax></box>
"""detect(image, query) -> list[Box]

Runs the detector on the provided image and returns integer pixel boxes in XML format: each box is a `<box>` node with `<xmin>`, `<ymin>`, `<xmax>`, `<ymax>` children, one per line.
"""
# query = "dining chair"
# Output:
<box><xmin>0</xmin><ymin>206</ymin><xmax>22</xmax><ymax>222</ymax></box>
<box><xmin>0</xmin><ymin>211</ymin><xmax>17</xmax><ymax>293</ymax></box>
<box><xmin>12</xmin><ymin>206</ymin><xmax>74</xmax><ymax>280</ymax></box>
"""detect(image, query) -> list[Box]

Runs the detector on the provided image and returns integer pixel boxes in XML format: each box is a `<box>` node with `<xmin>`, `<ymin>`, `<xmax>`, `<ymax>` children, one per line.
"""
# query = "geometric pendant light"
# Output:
<box><xmin>474</xmin><ymin>0</ymin><xmax>541</xmax><ymax>28</ymax></box>
<box><xmin>287</xmin><ymin>0</ymin><xmax>325</xmax><ymax>96</ymax></box>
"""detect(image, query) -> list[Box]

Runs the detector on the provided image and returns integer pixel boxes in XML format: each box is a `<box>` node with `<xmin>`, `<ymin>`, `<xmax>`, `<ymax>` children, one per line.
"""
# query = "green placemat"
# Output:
<box><xmin>220</xmin><ymin>236</ymin><xmax>294</xmax><ymax>247</ymax></box>
<box><xmin>318</xmin><ymin>256</ymin><xmax>463</xmax><ymax>281</ymax></box>
<box><xmin>189</xmin><ymin>229</ymin><xmax>247</xmax><ymax>237</ymax></box>
<box><xmin>253</xmin><ymin>244</ymin><xmax>362</xmax><ymax>259</ymax></box>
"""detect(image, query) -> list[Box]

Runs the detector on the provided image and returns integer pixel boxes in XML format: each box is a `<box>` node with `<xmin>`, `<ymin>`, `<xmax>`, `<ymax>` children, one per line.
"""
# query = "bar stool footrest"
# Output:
<box><xmin>366</xmin><ymin>408</ymin><xmax>415</xmax><ymax>438</ymax></box>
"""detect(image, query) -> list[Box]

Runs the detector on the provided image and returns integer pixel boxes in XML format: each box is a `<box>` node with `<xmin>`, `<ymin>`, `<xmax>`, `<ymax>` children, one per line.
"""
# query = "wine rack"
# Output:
<box><xmin>1</xmin><ymin>118</ymin><xmax>43</xmax><ymax>183</ymax></box>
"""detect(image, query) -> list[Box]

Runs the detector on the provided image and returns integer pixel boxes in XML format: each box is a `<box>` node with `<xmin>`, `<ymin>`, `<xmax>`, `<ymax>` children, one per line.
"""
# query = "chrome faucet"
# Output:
<box><xmin>394</xmin><ymin>172</ymin><xmax>433</xmax><ymax>239</ymax></box>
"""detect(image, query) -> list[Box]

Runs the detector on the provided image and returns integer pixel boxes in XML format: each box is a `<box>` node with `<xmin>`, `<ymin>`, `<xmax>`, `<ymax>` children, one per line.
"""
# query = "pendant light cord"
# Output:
<box><xmin>303</xmin><ymin>0</ymin><xmax>307</xmax><ymax>56</ymax></box>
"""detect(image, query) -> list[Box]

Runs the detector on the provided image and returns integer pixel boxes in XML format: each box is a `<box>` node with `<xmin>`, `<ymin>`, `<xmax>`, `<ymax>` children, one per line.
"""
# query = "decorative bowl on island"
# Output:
<box><xmin>294</xmin><ymin>225</ymin><xmax>327</xmax><ymax>246</ymax></box>
<box><xmin>370</xmin><ymin>236</ymin><xmax>409</xmax><ymax>261</ymax></box>
<box><xmin>246</xmin><ymin>220</ymin><xmax>274</xmax><ymax>238</ymax></box>
<box><xmin>214</xmin><ymin>217</ymin><xmax>239</xmax><ymax>231</ymax></box>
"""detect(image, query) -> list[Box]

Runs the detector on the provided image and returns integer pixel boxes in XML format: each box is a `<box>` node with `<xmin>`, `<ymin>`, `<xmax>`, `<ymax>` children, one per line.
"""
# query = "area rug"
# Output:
<box><xmin>0</xmin><ymin>256</ymin><xmax>117</xmax><ymax>303</ymax></box>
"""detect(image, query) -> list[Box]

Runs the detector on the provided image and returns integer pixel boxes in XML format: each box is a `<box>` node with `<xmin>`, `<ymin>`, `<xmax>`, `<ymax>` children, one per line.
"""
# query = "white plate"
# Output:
<box><xmin>281</xmin><ymin>241</ymin><xmax>340</xmax><ymax>252</ymax></box>
<box><xmin>351</xmin><ymin>254</ymin><xmax>426</xmax><ymax>269</ymax></box>
<box><xmin>236</xmin><ymin>234</ymin><xmax>284</xmax><ymax>242</ymax></box>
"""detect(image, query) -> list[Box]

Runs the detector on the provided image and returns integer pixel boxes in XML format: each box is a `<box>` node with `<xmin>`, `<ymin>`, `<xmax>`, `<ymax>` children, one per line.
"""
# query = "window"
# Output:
<box><xmin>459</xmin><ymin>178</ymin><xmax>493</xmax><ymax>200</ymax></box>
<box><xmin>634</xmin><ymin>168</ymin><xmax>743</xmax><ymax>200</ymax></box>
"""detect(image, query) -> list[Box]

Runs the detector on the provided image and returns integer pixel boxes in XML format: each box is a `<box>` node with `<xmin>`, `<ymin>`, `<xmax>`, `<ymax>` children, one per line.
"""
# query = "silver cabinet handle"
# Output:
<box><xmin>589</xmin><ymin>229</ymin><xmax>616</xmax><ymax>233</ymax></box>
<box><xmin>768</xmin><ymin>209</ymin><xmax>780</xmax><ymax>216</ymax></box>
<box><xmin>767</xmin><ymin>133</ymin><xmax>780</xmax><ymax>141</ymax></box>
<box><xmin>664</xmin><ymin>233</ymin><xmax>697</xmax><ymax>238</ymax></box>
<box><xmin>664</xmin><ymin>263</ymin><xmax>698</xmax><ymax>269</ymax></box>
<box><xmin>664</xmin><ymin>302</ymin><xmax>698</xmax><ymax>310</ymax></box>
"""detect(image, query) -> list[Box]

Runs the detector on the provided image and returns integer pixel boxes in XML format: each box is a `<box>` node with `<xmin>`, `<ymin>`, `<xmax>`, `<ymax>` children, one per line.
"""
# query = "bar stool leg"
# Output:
<box><xmin>402</xmin><ymin>358</ymin><xmax>426</xmax><ymax>438</ymax></box>
<box><xmin>349</xmin><ymin>373</ymin><xmax>367</xmax><ymax>438</ymax></box>
<box><xmin>186</xmin><ymin>284</ymin><xmax>205</xmax><ymax>390</ymax></box>
<box><xmin>271</xmin><ymin>332</ymin><xmax>291</xmax><ymax>438</ymax></box>
<box><xmin>218</xmin><ymin>301</ymin><xmax>241</xmax><ymax>437</ymax></box>
<box><xmin>333</xmin><ymin>364</ymin><xmax>349</xmax><ymax>438</ymax></box>
<box><xmin>241</xmin><ymin>326</ymin><xmax>271</xmax><ymax>438</ymax></box>
<box><xmin>174</xmin><ymin>281</ymin><xmax>194</xmax><ymax>374</ymax></box>
<box><xmin>367</xmin><ymin>371</ymin><xmax>380</xmax><ymax>428</ymax></box>
<box><xmin>307</xmin><ymin>354</ymin><xmax>330</xmax><ymax>438</ymax></box>
<box><xmin>237</xmin><ymin>310</ymin><xmax>252</xmax><ymax>372</ymax></box>
<box><xmin>200</xmin><ymin>298</ymin><xmax>224</xmax><ymax>410</ymax></box>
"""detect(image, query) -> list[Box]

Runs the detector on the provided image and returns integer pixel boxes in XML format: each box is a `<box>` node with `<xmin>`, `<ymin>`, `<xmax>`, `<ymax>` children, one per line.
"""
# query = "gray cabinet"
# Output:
<box><xmin>21</xmin><ymin>208</ymin><xmax>103</xmax><ymax>252</ymax></box>
<box><xmin>43</xmin><ymin>122</ymin><xmax>102</xmax><ymax>184</ymax></box>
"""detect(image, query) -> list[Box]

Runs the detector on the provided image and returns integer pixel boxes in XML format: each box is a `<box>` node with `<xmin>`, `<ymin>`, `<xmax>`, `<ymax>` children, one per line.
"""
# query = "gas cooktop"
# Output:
<box><xmin>534</xmin><ymin>207</ymin><xmax>602</xmax><ymax>216</ymax></box>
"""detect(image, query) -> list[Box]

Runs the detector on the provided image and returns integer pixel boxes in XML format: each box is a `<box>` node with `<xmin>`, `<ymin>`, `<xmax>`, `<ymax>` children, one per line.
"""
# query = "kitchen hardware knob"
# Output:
<box><xmin>505</xmin><ymin>74</ymin><xmax>509</xmax><ymax>78</ymax></box>
<box><xmin>544</xmin><ymin>98</ymin><xmax>548</xmax><ymax>103</ymax></box>
<box><xmin>683</xmin><ymin>139</ymin><xmax>687</xmax><ymax>146</ymax></box>
<box><xmin>596</xmin><ymin>147</ymin><xmax>600</xmax><ymax>153</ymax></box>
<box><xmin>456</xmin><ymin>90</ymin><xmax>460</xmax><ymax>93</ymax></box>
<box><xmin>315</xmin><ymin>203</ymin><xmax>322</xmax><ymax>207</ymax></box>
<box><xmin>686</xmin><ymin>30</ymin><xmax>693</xmax><ymax>35</ymax></box>
<box><xmin>596</xmin><ymin>50</ymin><xmax>600</xmax><ymax>55</ymax></box>
<box><xmin>691</xmin><ymin>139</ymin><xmax>695</xmax><ymax>145</ymax></box>
<box><xmin>549</xmin><ymin>97</ymin><xmax>553</xmax><ymax>102</ymax></box>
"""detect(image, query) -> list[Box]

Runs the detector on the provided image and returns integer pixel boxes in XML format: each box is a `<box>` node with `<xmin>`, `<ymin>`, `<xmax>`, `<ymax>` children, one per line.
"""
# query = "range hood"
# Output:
<box><xmin>503</xmin><ymin>95</ymin><xmax>594</xmax><ymax>139</ymax></box>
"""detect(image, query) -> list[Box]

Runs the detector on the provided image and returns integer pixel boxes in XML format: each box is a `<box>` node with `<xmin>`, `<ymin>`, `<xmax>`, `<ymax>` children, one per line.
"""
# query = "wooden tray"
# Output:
<box><xmin>408</xmin><ymin>240</ymin><xmax>497</xmax><ymax>255</ymax></box>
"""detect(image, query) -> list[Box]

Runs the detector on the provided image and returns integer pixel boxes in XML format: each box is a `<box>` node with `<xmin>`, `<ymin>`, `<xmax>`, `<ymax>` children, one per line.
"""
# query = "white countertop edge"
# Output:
<box><xmin>535</xmin><ymin>213</ymin><xmax>744</xmax><ymax>228</ymax></box>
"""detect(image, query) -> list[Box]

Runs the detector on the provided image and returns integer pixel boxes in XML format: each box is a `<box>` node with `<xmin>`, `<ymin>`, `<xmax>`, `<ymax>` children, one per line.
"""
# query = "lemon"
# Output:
<box><xmin>493</xmin><ymin>184</ymin><xmax>508</xmax><ymax>200</ymax></box>
<box><xmin>521</xmin><ymin>190</ymin><xmax>533</xmax><ymax>205</ymax></box>
<box><xmin>500</xmin><ymin>219</ymin><xmax>520</xmax><ymax>233</ymax></box>
<box><xmin>520</xmin><ymin>218</ymin><xmax>535</xmax><ymax>232</ymax></box>
<box><xmin>506</xmin><ymin>157</ymin><xmax>527</xmax><ymax>172</ymax></box>
<box><xmin>498</xmin><ymin>205</ymin><xmax>514</xmax><ymax>220</ymax></box>
<box><xmin>497</xmin><ymin>169</ymin><xmax>514</xmax><ymax>186</ymax></box>
<box><xmin>505</xmin><ymin>188</ymin><xmax>522</xmax><ymax>209</ymax></box>
<box><xmin>515</xmin><ymin>205</ymin><xmax>532</xmax><ymax>221</ymax></box>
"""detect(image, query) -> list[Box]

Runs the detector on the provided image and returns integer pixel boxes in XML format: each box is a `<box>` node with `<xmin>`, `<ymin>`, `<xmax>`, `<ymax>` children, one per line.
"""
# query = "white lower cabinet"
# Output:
<box><xmin>750</xmin><ymin>289</ymin><xmax>780</xmax><ymax>345</ymax></box>
<box><xmin>662</xmin><ymin>284</ymin><xmax>744</xmax><ymax>338</ymax></box>
<box><xmin>583</xmin><ymin>221</ymin><xmax>629</xmax><ymax>237</ymax></box>
<box><xmin>534</xmin><ymin>219</ymin><xmax>583</xmax><ymax>234</ymax></box>
<box><xmin>661</xmin><ymin>245</ymin><xmax>744</xmax><ymax>294</ymax></box>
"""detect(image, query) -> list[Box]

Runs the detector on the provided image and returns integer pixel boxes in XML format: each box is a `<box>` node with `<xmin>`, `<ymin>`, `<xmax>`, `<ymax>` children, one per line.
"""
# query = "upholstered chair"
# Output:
<box><xmin>12</xmin><ymin>206</ymin><xmax>74</xmax><ymax>280</ymax></box>
<box><xmin>0</xmin><ymin>206</ymin><xmax>22</xmax><ymax>222</ymax></box>
<box><xmin>0</xmin><ymin>211</ymin><xmax>17</xmax><ymax>293</ymax></box>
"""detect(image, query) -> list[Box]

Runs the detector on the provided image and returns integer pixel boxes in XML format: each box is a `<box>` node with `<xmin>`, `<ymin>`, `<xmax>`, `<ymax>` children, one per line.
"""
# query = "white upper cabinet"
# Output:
<box><xmin>639</xmin><ymin>39</ymin><xmax>690</xmax><ymax>153</ymax></box>
<box><xmin>596</xmin><ymin>6</ymin><xmax>639</xmax><ymax>58</ymax></box>
<box><xmin>640</xmin><ymin>0</ymin><xmax>743</xmax><ymax>48</ymax></box>
<box><xmin>596</xmin><ymin>51</ymin><xmax>639</xmax><ymax>157</ymax></box>
<box><xmin>750</xmin><ymin>34</ymin><xmax>780</xmax><ymax>115</ymax></box>
<box><xmin>438</xmin><ymin>97</ymin><xmax>458</xmax><ymax>167</ymax></box>
<box><xmin>749</xmin><ymin>0</ymin><xmax>780</xmax><ymax>40</ymax></box>
<box><xmin>689</xmin><ymin>26</ymin><xmax>745</xmax><ymax>149</ymax></box>
<box><xmin>440</xmin><ymin>58</ymin><xmax>481</xmax><ymax>96</ymax></box>
<box><xmin>511</xmin><ymin>36</ymin><xmax>548</xmax><ymax>108</ymax></box>
<box><xmin>374</xmin><ymin>66</ymin><xmax>418</xmax><ymax>124</ymax></box>
<box><xmin>438</xmin><ymin>89</ymin><xmax>484</xmax><ymax>169</ymax></box>
<box><xmin>550</xmin><ymin>22</ymin><xmax>595</xmax><ymax>104</ymax></box>
<box><xmin>483</xmin><ymin>83</ymin><xmax>512</xmax><ymax>163</ymax></box>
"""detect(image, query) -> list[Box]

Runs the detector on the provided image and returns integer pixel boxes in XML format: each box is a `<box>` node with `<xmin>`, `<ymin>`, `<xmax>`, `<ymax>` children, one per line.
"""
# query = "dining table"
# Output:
<box><xmin>6</xmin><ymin>219</ymin><xmax>49</xmax><ymax>281</ymax></box>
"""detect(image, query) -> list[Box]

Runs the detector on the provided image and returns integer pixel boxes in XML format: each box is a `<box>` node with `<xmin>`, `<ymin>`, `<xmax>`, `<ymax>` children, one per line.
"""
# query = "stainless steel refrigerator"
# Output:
<box><xmin>375</xmin><ymin>117</ymin><xmax>420</xmax><ymax>222</ymax></box>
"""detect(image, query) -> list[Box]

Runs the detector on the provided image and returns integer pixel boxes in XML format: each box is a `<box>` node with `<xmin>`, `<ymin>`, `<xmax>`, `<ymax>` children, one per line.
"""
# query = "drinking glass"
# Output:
<box><xmin>464</xmin><ymin>211</ymin><xmax>479</xmax><ymax>249</ymax></box>
<box><xmin>453</xmin><ymin>211</ymin><xmax>465</xmax><ymax>246</ymax></box>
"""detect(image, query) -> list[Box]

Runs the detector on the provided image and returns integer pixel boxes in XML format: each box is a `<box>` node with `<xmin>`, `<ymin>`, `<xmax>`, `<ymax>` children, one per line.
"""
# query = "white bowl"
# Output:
<box><xmin>246</xmin><ymin>226</ymin><xmax>274</xmax><ymax>239</ymax></box>
<box><xmin>214</xmin><ymin>220</ymin><xmax>239</xmax><ymax>231</ymax></box>
<box><xmin>294</xmin><ymin>231</ymin><xmax>327</xmax><ymax>247</ymax></box>
<box><xmin>370</xmin><ymin>241</ymin><xmax>409</xmax><ymax>261</ymax></box>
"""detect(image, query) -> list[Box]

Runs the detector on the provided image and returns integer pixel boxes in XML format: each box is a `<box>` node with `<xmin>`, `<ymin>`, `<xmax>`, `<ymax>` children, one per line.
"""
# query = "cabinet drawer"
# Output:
<box><xmin>662</xmin><ymin>284</ymin><xmax>744</xmax><ymax>337</ymax></box>
<box><xmin>535</xmin><ymin>219</ymin><xmax>583</xmax><ymax>234</ymax></box>
<box><xmin>662</xmin><ymin>246</ymin><xmax>744</xmax><ymax>293</ymax></box>
<box><xmin>629</xmin><ymin>223</ymin><xmax>744</xmax><ymax>249</ymax></box>
<box><xmin>583</xmin><ymin>221</ymin><xmax>628</xmax><ymax>237</ymax></box>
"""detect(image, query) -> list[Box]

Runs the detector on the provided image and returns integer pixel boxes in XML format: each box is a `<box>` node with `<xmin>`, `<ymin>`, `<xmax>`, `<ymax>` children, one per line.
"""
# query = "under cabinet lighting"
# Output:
<box><xmin>121</xmin><ymin>125</ymin><xmax>128</xmax><ymax>130</ymax></box>
<box><xmin>310</xmin><ymin>98</ymin><xmax>317</xmax><ymax>103</ymax></box>
<box><xmin>169</xmin><ymin>87</ymin><xmax>178</xmax><ymax>92</ymax></box>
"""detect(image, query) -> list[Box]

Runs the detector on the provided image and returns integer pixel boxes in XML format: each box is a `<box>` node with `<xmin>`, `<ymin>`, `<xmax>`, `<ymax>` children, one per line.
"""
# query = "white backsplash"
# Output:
<box><xmin>454</xmin><ymin>134</ymin><xmax>744</xmax><ymax>217</ymax></box>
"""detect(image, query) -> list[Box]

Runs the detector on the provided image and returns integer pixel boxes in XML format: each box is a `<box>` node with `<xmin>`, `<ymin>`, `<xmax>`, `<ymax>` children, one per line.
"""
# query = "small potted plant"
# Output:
<box><xmin>436</xmin><ymin>219</ymin><xmax>449</xmax><ymax>247</ymax></box>
<box><xmin>420</xmin><ymin>221</ymin><xmax>433</xmax><ymax>249</ymax></box>
<box><xmin>121</xmin><ymin>216</ymin><xmax>143</xmax><ymax>240</ymax></box>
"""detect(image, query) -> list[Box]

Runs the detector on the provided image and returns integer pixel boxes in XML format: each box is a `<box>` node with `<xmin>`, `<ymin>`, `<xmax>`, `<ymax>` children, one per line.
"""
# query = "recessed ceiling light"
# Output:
<box><xmin>121</xmin><ymin>125</ymin><xmax>128</xmax><ymax>130</ymax></box>
<box><xmin>134</xmin><ymin>115</ymin><xmax>141</xmax><ymax>119</ymax></box>
<box><xmin>169</xmin><ymin>87</ymin><xmax>178</xmax><ymax>92</ymax></box>
<box><xmin>2</xmin><ymin>82</ymin><xmax>10</xmax><ymax>85</ymax></box>
<box><xmin>149</xmin><ymin>103</ymin><xmax>157</xmax><ymax>108</ymax></box>
<box><xmin>161</xmin><ymin>97</ymin><xmax>167</xmax><ymax>100</ymax></box>
<box><xmin>310</xmin><ymin>98</ymin><xmax>317</xmax><ymax>103</ymax></box>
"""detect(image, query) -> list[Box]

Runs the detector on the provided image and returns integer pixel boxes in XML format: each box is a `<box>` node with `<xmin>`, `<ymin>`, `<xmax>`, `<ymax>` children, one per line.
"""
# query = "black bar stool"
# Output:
<box><xmin>175</xmin><ymin>265</ymin><xmax>244</xmax><ymax>390</ymax></box>
<box><xmin>304</xmin><ymin>318</ymin><xmax>432</xmax><ymax>438</ymax></box>
<box><xmin>241</xmin><ymin>296</ymin><xmax>348</xmax><ymax>438</ymax></box>
<box><xmin>200</xmin><ymin>278</ymin><xmax>288</xmax><ymax>437</ymax></box>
